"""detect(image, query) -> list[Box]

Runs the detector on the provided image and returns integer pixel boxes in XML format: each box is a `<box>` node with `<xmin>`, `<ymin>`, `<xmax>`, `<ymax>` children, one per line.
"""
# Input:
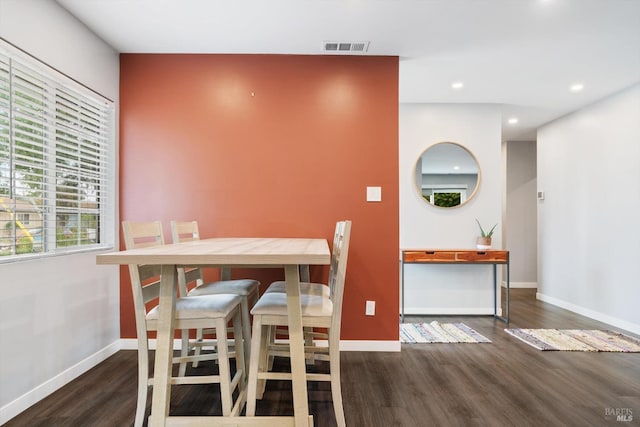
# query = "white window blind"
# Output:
<box><xmin>0</xmin><ymin>43</ymin><xmax>114</xmax><ymax>260</ymax></box>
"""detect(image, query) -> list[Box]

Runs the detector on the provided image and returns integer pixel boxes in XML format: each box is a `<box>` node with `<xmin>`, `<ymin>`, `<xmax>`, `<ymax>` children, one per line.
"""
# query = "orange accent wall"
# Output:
<box><xmin>119</xmin><ymin>54</ymin><xmax>399</xmax><ymax>341</ymax></box>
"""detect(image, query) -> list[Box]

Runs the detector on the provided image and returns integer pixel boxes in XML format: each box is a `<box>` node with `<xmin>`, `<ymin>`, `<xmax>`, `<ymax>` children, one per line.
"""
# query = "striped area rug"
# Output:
<box><xmin>400</xmin><ymin>321</ymin><xmax>491</xmax><ymax>344</ymax></box>
<box><xmin>505</xmin><ymin>328</ymin><xmax>640</xmax><ymax>352</ymax></box>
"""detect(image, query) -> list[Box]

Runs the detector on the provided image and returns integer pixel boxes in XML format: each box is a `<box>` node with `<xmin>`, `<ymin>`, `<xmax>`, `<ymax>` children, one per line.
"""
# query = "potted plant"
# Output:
<box><xmin>475</xmin><ymin>219</ymin><xmax>497</xmax><ymax>249</ymax></box>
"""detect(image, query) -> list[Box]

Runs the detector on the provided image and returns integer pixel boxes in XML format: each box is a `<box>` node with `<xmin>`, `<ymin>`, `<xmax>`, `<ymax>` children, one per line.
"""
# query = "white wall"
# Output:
<box><xmin>505</xmin><ymin>141</ymin><xmax>537</xmax><ymax>287</ymax></box>
<box><xmin>537</xmin><ymin>83</ymin><xmax>640</xmax><ymax>335</ymax></box>
<box><xmin>0</xmin><ymin>0</ymin><xmax>120</xmax><ymax>423</ymax></box>
<box><xmin>400</xmin><ymin>104</ymin><xmax>503</xmax><ymax>315</ymax></box>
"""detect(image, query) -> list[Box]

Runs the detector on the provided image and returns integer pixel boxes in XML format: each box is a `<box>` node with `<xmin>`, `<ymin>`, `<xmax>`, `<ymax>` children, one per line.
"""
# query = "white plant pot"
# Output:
<box><xmin>476</xmin><ymin>237</ymin><xmax>492</xmax><ymax>250</ymax></box>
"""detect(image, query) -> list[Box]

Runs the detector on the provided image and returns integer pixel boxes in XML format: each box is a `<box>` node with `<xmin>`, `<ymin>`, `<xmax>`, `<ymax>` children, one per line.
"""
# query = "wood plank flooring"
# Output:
<box><xmin>5</xmin><ymin>289</ymin><xmax>640</xmax><ymax>426</ymax></box>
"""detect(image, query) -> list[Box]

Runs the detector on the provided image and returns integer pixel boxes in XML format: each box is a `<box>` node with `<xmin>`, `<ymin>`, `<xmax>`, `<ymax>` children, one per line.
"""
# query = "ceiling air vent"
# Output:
<box><xmin>322</xmin><ymin>41</ymin><xmax>370</xmax><ymax>54</ymax></box>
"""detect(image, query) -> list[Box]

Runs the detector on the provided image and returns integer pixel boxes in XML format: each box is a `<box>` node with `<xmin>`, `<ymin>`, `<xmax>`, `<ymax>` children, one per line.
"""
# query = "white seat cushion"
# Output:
<box><xmin>147</xmin><ymin>294</ymin><xmax>241</xmax><ymax>320</ymax></box>
<box><xmin>264</xmin><ymin>280</ymin><xmax>330</xmax><ymax>298</ymax></box>
<box><xmin>188</xmin><ymin>279</ymin><xmax>259</xmax><ymax>296</ymax></box>
<box><xmin>251</xmin><ymin>292</ymin><xmax>333</xmax><ymax>317</ymax></box>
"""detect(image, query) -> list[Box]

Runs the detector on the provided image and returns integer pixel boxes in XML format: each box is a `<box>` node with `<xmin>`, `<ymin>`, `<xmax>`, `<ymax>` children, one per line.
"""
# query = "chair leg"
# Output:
<box><xmin>192</xmin><ymin>327</ymin><xmax>204</xmax><ymax>368</ymax></box>
<box><xmin>246</xmin><ymin>315</ymin><xmax>264</xmax><ymax>416</ymax></box>
<box><xmin>266</xmin><ymin>325</ymin><xmax>276</xmax><ymax>371</ymax></box>
<box><xmin>232</xmin><ymin>309</ymin><xmax>247</xmax><ymax>415</ymax></box>
<box><xmin>240</xmin><ymin>296</ymin><xmax>252</xmax><ymax>373</ymax></box>
<box><xmin>256</xmin><ymin>319</ymin><xmax>271</xmax><ymax>399</ymax></box>
<box><xmin>329</xmin><ymin>330</ymin><xmax>346</xmax><ymax>427</ymax></box>
<box><xmin>304</xmin><ymin>326</ymin><xmax>315</xmax><ymax>365</ymax></box>
<box><xmin>178</xmin><ymin>329</ymin><xmax>189</xmax><ymax>377</ymax></box>
<box><xmin>216</xmin><ymin>317</ymin><xmax>233</xmax><ymax>416</ymax></box>
<box><xmin>134</xmin><ymin>339</ymin><xmax>150</xmax><ymax>427</ymax></box>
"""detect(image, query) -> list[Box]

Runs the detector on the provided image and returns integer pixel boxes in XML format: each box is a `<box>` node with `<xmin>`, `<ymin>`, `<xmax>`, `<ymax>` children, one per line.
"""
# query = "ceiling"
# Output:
<box><xmin>56</xmin><ymin>0</ymin><xmax>640</xmax><ymax>141</ymax></box>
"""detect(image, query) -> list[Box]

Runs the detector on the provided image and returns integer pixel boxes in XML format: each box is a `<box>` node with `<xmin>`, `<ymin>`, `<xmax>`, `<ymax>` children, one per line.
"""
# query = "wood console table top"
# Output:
<box><xmin>402</xmin><ymin>249</ymin><xmax>508</xmax><ymax>264</ymax></box>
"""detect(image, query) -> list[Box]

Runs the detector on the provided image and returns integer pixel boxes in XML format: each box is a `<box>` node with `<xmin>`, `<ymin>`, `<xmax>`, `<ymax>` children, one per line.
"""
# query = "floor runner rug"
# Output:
<box><xmin>400</xmin><ymin>321</ymin><xmax>491</xmax><ymax>344</ymax></box>
<box><xmin>504</xmin><ymin>328</ymin><xmax>640</xmax><ymax>352</ymax></box>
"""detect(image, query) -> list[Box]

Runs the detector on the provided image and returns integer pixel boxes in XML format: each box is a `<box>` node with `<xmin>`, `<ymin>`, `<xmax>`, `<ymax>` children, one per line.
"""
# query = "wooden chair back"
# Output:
<box><xmin>170</xmin><ymin>220</ymin><xmax>208</xmax><ymax>295</ymax></box>
<box><xmin>170</xmin><ymin>220</ymin><xmax>200</xmax><ymax>243</ymax></box>
<box><xmin>328</xmin><ymin>220</ymin><xmax>352</xmax><ymax>333</ymax></box>
<box><xmin>122</xmin><ymin>221</ymin><xmax>165</xmax><ymax>328</ymax></box>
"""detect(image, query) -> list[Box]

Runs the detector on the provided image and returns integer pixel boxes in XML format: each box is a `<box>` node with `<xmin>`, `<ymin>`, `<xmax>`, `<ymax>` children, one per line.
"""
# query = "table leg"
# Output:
<box><xmin>493</xmin><ymin>264</ymin><xmax>497</xmax><ymax>318</ymax></box>
<box><xmin>493</xmin><ymin>263</ymin><xmax>510</xmax><ymax>323</ymax></box>
<box><xmin>506</xmin><ymin>261</ymin><xmax>510</xmax><ymax>322</ymax></box>
<box><xmin>284</xmin><ymin>264</ymin><xmax>311</xmax><ymax>427</ymax></box>
<box><xmin>400</xmin><ymin>258</ymin><xmax>405</xmax><ymax>323</ymax></box>
<box><xmin>149</xmin><ymin>264</ymin><xmax>177</xmax><ymax>427</ymax></box>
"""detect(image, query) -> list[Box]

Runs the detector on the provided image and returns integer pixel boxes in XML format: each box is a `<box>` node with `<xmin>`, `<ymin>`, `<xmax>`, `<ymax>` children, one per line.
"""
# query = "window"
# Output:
<box><xmin>0</xmin><ymin>42</ymin><xmax>114</xmax><ymax>259</ymax></box>
<box><xmin>16</xmin><ymin>212</ymin><xmax>29</xmax><ymax>225</ymax></box>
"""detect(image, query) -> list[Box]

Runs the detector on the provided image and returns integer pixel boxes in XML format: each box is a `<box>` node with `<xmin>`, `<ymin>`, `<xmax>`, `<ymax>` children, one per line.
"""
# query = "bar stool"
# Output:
<box><xmin>246</xmin><ymin>220</ymin><xmax>352</xmax><ymax>427</ymax></box>
<box><xmin>170</xmin><ymin>220</ymin><xmax>260</xmax><ymax>372</ymax></box>
<box><xmin>122</xmin><ymin>221</ymin><xmax>246</xmax><ymax>427</ymax></box>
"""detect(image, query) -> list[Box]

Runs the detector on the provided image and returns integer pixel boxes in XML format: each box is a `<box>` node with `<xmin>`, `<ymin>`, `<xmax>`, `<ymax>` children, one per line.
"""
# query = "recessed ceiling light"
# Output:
<box><xmin>451</xmin><ymin>82</ymin><xmax>464</xmax><ymax>90</ymax></box>
<box><xmin>453</xmin><ymin>165</ymin><xmax>460</xmax><ymax>170</ymax></box>
<box><xmin>508</xmin><ymin>117</ymin><xmax>519</xmax><ymax>125</ymax></box>
<box><xmin>570</xmin><ymin>83</ymin><xmax>584</xmax><ymax>92</ymax></box>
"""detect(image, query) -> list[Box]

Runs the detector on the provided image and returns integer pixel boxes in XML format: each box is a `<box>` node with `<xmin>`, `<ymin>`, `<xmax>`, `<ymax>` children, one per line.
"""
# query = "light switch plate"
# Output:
<box><xmin>366</xmin><ymin>186</ymin><xmax>382</xmax><ymax>202</ymax></box>
<box><xmin>365</xmin><ymin>300</ymin><xmax>376</xmax><ymax>316</ymax></box>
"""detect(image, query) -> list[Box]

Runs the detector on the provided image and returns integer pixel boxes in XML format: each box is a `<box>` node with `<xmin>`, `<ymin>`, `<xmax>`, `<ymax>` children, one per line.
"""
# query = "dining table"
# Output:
<box><xmin>97</xmin><ymin>237</ymin><xmax>330</xmax><ymax>427</ymax></box>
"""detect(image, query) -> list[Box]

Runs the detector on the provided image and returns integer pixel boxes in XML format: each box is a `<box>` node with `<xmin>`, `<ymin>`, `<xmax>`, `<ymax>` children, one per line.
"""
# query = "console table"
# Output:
<box><xmin>400</xmin><ymin>249</ymin><xmax>510</xmax><ymax>323</ymax></box>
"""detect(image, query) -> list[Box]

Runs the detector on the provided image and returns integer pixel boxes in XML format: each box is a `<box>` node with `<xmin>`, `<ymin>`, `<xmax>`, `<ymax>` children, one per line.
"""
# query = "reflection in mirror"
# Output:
<box><xmin>415</xmin><ymin>142</ymin><xmax>480</xmax><ymax>208</ymax></box>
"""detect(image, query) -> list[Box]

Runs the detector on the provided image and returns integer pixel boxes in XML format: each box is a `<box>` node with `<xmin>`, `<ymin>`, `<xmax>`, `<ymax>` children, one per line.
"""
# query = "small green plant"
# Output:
<box><xmin>433</xmin><ymin>192</ymin><xmax>461</xmax><ymax>207</ymax></box>
<box><xmin>476</xmin><ymin>219</ymin><xmax>497</xmax><ymax>237</ymax></box>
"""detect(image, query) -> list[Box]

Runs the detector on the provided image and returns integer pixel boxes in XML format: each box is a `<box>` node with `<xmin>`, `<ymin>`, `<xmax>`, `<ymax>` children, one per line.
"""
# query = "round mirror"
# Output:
<box><xmin>414</xmin><ymin>142</ymin><xmax>480</xmax><ymax>208</ymax></box>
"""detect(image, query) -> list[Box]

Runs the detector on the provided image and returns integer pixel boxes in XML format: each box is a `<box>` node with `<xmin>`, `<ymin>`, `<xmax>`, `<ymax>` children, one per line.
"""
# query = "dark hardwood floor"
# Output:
<box><xmin>5</xmin><ymin>289</ymin><xmax>640</xmax><ymax>426</ymax></box>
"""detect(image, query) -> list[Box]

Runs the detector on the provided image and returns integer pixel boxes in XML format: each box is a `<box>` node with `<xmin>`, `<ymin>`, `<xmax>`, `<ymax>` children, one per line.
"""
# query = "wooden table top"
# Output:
<box><xmin>96</xmin><ymin>237</ymin><xmax>330</xmax><ymax>266</ymax></box>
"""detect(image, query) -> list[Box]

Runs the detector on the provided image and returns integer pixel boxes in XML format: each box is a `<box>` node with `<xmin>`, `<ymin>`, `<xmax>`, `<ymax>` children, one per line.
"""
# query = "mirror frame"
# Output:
<box><xmin>413</xmin><ymin>141</ymin><xmax>481</xmax><ymax>209</ymax></box>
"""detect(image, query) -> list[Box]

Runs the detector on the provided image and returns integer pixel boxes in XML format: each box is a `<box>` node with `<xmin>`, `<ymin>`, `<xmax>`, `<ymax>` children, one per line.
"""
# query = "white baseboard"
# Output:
<box><xmin>503</xmin><ymin>281</ymin><xmax>537</xmax><ymax>289</ymax></box>
<box><xmin>537</xmin><ymin>292</ymin><xmax>640</xmax><ymax>336</ymax></box>
<box><xmin>124</xmin><ymin>337</ymin><xmax>401</xmax><ymax>353</ymax></box>
<box><xmin>403</xmin><ymin>307</ymin><xmax>497</xmax><ymax>316</ymax></box>
<box><xmin>0</xmin><ymin>340</ymin><xmax>121</xmax><ymax>425</ymax></box>
<box><xmin>340</xmin><ymin>340</ymin><xmax>401</xmax><ymax>352</ymax></box>
<box><xmin>120</xmin><ymin>338</ymin><xmax>185</xmax><ymax>350</ymax></box>
<box><xmin>274</xmin><ymin>338</ymin><xmax>400</xmax><ymax>352</ymax></box>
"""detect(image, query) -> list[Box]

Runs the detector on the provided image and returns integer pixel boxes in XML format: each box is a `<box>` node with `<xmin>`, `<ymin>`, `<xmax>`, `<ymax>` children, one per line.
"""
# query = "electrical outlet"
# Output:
<box><xmin>365</xmin><ymin>300</ymin><xmax>376</xmax><ymax>316</ymax></box>
<box><xmin>366</xmin><ymin>186</ymin><xmax>382</xmax><ymax>202</ymax></box>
